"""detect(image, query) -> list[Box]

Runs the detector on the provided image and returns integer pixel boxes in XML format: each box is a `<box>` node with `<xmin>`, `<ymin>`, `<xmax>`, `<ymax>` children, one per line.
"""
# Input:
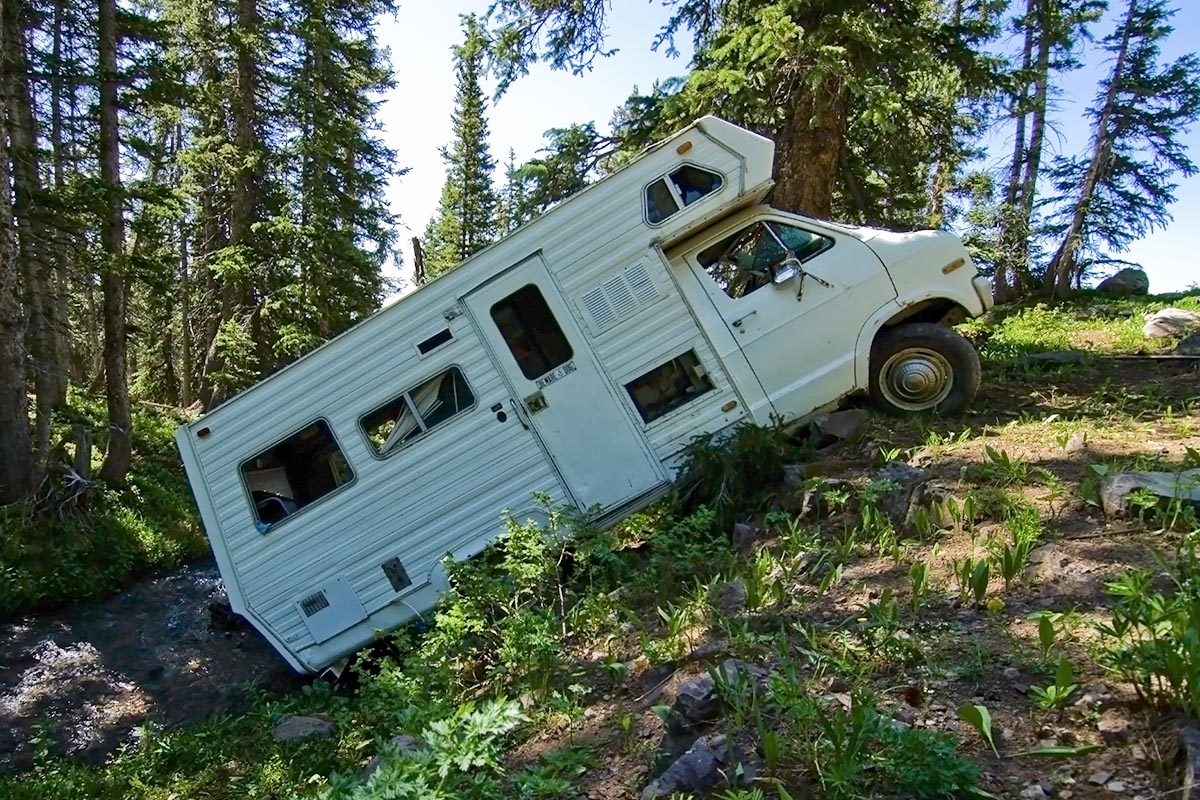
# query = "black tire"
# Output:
<box><xmin>869</xmin><ymin>322</ymin><xmax>981</xmax><ymax>416</ymax></box>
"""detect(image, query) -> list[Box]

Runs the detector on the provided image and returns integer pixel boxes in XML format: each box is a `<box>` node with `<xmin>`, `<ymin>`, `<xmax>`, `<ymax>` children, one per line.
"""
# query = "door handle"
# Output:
<box><xmin>732</xmin><ymin>310</ymin><xmax>758</xmax><ymax>329</ymax></box>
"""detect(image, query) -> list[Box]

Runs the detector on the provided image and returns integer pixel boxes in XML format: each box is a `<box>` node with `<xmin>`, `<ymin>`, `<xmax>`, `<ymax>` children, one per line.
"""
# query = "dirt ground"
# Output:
<box><xmin>0</xmin><ymin>562</ymin><xmax>302</xmax><ymax>773</ymax></box>
<box><xmin>1</xmin><ymin>355</ymin><xmax>1196</xmax><ymax>798</ymax></box>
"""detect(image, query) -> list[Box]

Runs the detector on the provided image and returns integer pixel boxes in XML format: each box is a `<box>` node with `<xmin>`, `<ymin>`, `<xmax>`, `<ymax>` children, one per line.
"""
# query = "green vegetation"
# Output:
<box><xmin>6</xmin><ymin>295</ymin><xmax>1200</xmax><ymax>799</ymax></box>
<box><xmin>0</xmin><ymin>396</ymin><xmax>206</xmax><ymax>616</ymax></box>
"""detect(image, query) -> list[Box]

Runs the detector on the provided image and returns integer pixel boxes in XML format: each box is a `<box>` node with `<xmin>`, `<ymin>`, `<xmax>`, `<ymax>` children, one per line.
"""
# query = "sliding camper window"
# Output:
<box><xmin>490</xmin><ymin>285</ymin><xmax>573</xmax><ymax>380</ymax></box>
<box><xmin>697</xmin><ymin>221</ymin><xmax>834</xmax><ymax>299</ymax></box>
<box><xmin>626</xmin><ymin>350</ymin><xmax>714</xmax><ymax>423</ymax></box>
<box><xmin>360</xmin><ymin>367</ymin><xmax>476</xmax><ymax>456</ymax></box>
<box><xmin>241</xmin><ymin>420</ymin><xmax>353</xmax><ymax>528</ymax></box>
<box><xmin>645</xmin><ymin>165</ymin><xmax>724</xmax><ymax>225</ymax></box>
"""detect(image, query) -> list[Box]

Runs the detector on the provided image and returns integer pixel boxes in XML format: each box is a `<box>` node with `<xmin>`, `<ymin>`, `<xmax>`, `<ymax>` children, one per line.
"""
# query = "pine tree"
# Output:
<box><xmin>423</xmin><ymin>14</ymin><xmax>498</xmax><ymax>281</ymax></box>
<box><xmin>1042</xmin><ymin>0</ymin><xmax>1200</xmax><ymax>297</ymax></box>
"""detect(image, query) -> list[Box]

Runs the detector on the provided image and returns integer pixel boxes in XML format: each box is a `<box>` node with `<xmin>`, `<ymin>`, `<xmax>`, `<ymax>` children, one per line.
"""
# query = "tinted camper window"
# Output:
<box><xmin>645</xmin><ymin>165</ymin><xmax>723</xmax><ymax>225</ymax></box>
<box><xmin>242</xmin><ymin>420</ymin><xmax>353</xmax><ymax>527</ymax></box>
<box><xmin>490</xmin><ymin>285</ymin><xmax>573</xmax><ymax>380</ymax></box>
<box><xmin>361</xmin><ymin>367</ymin><xmax>476</xmax><ymax>455</ymax></box>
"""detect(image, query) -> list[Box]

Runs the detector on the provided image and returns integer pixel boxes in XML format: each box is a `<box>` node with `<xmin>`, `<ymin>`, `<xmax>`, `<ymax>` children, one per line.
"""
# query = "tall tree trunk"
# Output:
<box><xmin>1043</xmin><ymin>0</ymin><xmax>1137</xmax><ymax>298</ymax></box>
<box><xmin>0</xmin><ymin>0</ymin><xmax>33</xmax><ymax>504</ymax></box>
<box><xmin>995</xmin><ymin>0</ymin><xmax>1037</xmax><ymax>304</ymax></box>
<box><xmin>773</xmin><ymin>75</ymin><xmax>849</xmax><ymax>218</ymax></box>
<box><xmin>1014</xmin><ymin>0</ymin><xmax>1054</xmax><ymax>288</ymax></box>
<box><xmin>3</xmin><ymin>0</ymin><xmax>55</xmax><ymax>474</ymax></box>
<box><xmin>179</xmin><ymin>218</ymin><xmax>192</xmax><ymax>407</ymax></box>
<box><xmin>98</xmin><ymin>0</ymin><xmax>130</xmax><ymax>482</ymax></box>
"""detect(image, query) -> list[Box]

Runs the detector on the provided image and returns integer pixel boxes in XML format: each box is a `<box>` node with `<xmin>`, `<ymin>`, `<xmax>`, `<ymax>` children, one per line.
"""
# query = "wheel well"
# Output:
<box><xmin>880</xmin><ymin>299</ymin><xmax>968</xmax><ymax>333</ymax></box>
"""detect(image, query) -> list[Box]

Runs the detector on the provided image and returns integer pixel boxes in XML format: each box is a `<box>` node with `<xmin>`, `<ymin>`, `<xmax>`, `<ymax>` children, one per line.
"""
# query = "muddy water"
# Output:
<box><xmin>0</xmin><ymin>562</ymin><xmax>303</xmax><ymax>772</ymax></box>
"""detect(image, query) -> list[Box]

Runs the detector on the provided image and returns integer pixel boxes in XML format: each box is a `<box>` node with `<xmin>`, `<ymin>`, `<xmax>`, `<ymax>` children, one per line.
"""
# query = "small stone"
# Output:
<box><xmin>1003</xmin><ymin>667</ymin><xmax>1021</xmax><ymax>680</ymax></box>
<box><xmin>1060</xmin><ymin>791</ymin><xmax>1074</xmax><ymax>800</ymax></box>
<box><xmin>1097</xmin><ymin>710</ymin><xmax>1130</xmax><ymax>742</ymax></box>
<box><xmin>731</xmin><ymin>523</ymin><xmax>762</xmax><ymax>553</ymax></box>
<box><xmin>814</xmin><ymin>409</ymin><xmax>870</xmax><ymax>444</ymax></box>
<box><xmin>1021</xmin><ymin>784</ymin><xmax>1049</xmax><ymax>800</ymax></box>
<box><xmin>712</xmin><ymin>580</ymin><xmax>748</xmax><ymax>615</ymax></box>
<box><xmin>1065</xmin><ymin>431</ymin><xmax>1087</xmax><ymax>453</ymax></box>
<box><xmin>272</xmin><ymin>714</ymin><xmax>335</xmax><ymax>743</ymax></box>
<box><xmin>1090</xmin><ymin>770</ymin><xmax>1115</xmax><ymax>786</ymax></box>
<box><xmin>1107</xmin><ymin>781</ymin><xmax>1126</xmax><ymax>793</ymax></box>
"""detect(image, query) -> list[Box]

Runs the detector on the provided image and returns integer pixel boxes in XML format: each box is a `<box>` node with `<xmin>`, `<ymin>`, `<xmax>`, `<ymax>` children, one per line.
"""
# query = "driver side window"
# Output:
<box><xmin>696</xmin><ymin>221</ymin><xmax>833</xmax><ymax>300</ymax></box>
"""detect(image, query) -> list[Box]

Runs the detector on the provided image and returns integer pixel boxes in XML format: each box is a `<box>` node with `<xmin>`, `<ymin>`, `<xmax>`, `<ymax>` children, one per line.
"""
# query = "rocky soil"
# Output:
<box><xmin>0</xmin><ymin>562</ymin><xmax>301</xmax><ymax>772</ymax></box>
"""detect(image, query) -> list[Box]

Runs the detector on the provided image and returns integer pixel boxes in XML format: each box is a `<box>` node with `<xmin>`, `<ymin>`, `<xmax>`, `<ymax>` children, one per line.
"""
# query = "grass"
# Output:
<box><xmin>4</xmin><ymin>292</ymin><xmax>1200</xmax><ymax>799</ymax></box>
<box><xmin>0</xmin><ymin>395</ymin><xmax>208</xmax><ymax>617</ymax></box>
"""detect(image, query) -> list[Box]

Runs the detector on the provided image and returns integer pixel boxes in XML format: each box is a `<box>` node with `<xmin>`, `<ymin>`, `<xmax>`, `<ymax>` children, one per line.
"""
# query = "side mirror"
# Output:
<box><xmin>772</xmin><ymin>256</ymin><xmax>801</xmax><ymax>285</ymax></box>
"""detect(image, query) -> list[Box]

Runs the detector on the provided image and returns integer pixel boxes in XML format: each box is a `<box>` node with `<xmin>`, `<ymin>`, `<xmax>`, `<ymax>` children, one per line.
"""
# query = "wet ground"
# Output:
<box><xmin>0</xmin><ymin>562</ymin><xmax>303</xmax><ymax>772</ymax></box>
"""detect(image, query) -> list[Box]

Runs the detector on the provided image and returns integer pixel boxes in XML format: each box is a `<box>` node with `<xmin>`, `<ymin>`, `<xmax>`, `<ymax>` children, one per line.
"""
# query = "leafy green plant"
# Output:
<box><xmin>953</xmin><ymin>557</ymin><xmax>990</xmax><ymax>606</ymax></box>
<box><xmin>1030</xmin><ymin>611</ymin><xmax>1064</xmax><ymax>660</ymax></box>
<box><xmin>909</xmin><ymin>561</ymin><xmax>930</xmax><ymax>613</ymax></box>
<box><xmin>1030</xmin><ymin>659</ymin><xmax>1078</xmax><ymax>712</ymax></box>
<box><xmin>956</xmin><ymin>703</ymin><xmax>998</xmax><ymax>757</ymax></box>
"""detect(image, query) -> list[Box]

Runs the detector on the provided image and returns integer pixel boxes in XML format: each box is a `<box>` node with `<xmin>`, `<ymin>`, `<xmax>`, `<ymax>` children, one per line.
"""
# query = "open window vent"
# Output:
<box><xmin>294</xmin><ymin>576</ymin><xmax>367</xmax><ymax>644</ymax></box>
<box><xmin>580</xmin><ymin>261</ymin><xmax>660</xmax><ymax>335</ymax></box>
<box><xmin>299</xmin><ymin>590</ymin><xmax>330</xmax><ymax>617</ymax></box>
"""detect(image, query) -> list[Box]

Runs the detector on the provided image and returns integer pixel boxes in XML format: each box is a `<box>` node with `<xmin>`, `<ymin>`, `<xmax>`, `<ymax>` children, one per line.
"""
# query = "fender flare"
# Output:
<box><xmin>853</xmin><ymin>287</ymin><xmax>985</xmax><ymax>389</ymax></box>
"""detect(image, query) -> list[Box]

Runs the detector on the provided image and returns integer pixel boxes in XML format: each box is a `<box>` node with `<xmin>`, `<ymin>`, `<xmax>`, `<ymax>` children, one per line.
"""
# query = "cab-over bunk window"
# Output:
<box><xmin>645</xmin><ymin>165</ymin><xmax>724</xmax><ymax>225</ymax></box>
<box><xmin>242</xmin><ymin>420</ymin><xmax>353</xmax><ymax>528</ymax></box>
<box><xmin>360</xmin><ymin>367</ymin><xmax>476</xmax><ymax>455</ymax></box>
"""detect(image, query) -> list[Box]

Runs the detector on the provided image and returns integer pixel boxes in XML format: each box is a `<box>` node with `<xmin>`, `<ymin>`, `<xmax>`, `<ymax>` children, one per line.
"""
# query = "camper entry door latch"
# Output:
<box><xmin>524</xmin><ymin>391</ymin><xmax>549</xmax><ymax>414</ymax></box>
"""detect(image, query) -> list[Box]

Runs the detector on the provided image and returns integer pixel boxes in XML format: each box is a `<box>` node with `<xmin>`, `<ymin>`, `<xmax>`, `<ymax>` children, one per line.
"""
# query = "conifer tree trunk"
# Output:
<box><xmin>0</xmin><ymin>0</ymin><xmax>33</xmax><ymax>504</ymax></box>
<box><xmin>995</xmin><ymin>0</ymin><xmax>1037</xmax><ymax>303</ymax></box>
<box><xmin>98</xmin><ymin>0</ymin><xmax>131</xmax><ymax>482</ymax></box>
<box><xmin>3</xmin><ymin>0</ymin><xmax>56</xmax><ymax>474</ymax></box>
<box><xmin>1043</xmin><ymin>0</ymin><xmax>1136</xmax><ymax>298</ymax></box>
<box><xmin>773</xmin><ymin>74</ymin><xmax>849</xmax><ymax>218</ymax></box>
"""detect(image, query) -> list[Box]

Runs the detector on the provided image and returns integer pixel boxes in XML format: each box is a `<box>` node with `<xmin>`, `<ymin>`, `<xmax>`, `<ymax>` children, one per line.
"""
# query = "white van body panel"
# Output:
<box><xmin>176</xmin><ymin>117</ymin><xmax>991</xmax><ymax>673</ymax></box>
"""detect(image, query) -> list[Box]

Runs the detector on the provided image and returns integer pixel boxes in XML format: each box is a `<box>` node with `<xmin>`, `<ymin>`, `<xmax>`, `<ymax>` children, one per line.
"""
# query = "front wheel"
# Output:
<box><xmin>869</xmin><ymin>322</ymin><xmax>981</xmax><ymax>415</ymax></box>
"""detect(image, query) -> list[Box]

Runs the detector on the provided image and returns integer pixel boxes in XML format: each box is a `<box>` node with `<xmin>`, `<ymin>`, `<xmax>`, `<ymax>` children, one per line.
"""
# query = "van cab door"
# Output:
<box><xmin>675</xmin><ymin>211</ymin><xmax>897</xmax><ymax>420</ymax></box>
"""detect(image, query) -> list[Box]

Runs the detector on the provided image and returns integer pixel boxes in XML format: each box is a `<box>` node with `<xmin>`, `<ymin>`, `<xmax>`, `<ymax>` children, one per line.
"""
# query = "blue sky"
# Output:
<box><xmin>376</xmin><ymin>1</ymin><xmax>1199</xmax><ymax>293</ymax></box>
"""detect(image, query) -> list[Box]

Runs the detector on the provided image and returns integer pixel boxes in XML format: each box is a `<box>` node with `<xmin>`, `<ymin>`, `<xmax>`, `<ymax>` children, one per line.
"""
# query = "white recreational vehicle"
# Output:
<box><xmin>176</xmin><ymin>117</ymin><xmax>993</xmax><ymax>673</ymax></box>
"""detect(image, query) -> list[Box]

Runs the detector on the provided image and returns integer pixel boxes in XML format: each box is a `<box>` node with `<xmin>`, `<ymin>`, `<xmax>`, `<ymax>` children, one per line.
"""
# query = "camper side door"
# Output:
<box><xmin>677</xmin><ymin>212</ymin><xmax>897</xmax><ymax>420</ymax></box>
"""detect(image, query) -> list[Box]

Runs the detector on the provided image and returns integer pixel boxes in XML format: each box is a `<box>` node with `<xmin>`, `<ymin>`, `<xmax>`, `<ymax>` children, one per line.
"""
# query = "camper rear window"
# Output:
<box><xmin>241</xmin><ymin>420</ymin><xmax>353</xmax><ymax>529</ymax></box>
<box><xmin>360</xmin><ymin>367</ymin><xmax>476</xmax><ymax>455</ymax></box>
<box><xmin>645</xmin><ymin>165</ymin><xmax>724</xmax><ymax>225</ymax></box>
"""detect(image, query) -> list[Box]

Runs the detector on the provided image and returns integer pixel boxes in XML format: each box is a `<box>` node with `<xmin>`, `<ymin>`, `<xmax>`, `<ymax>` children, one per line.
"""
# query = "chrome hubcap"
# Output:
<box><xmin>880</xmin><ymin>348</ymin><xmax>953</xmax><ymax>411</ymax></box>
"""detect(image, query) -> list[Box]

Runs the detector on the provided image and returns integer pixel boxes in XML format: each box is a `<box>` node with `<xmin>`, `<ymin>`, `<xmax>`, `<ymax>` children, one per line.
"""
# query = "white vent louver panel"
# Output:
<box><xmin>294</xmin><ymin>576</ymin><xmax>367</xmax><ymax>644</ymax></box>
<box><xmin>580</xmin><ymin>261</ymin><xmax>661</xmax><ymax>335</ymax></box>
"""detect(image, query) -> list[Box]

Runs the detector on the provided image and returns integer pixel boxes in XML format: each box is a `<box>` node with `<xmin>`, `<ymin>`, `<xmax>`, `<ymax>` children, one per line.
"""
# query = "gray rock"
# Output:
<box><xmin>1090</xmin><ymin>770</ymin><xmax>1115</xmax><ymax>786</ymax></box>
<box><xmin>782</xmin><ymin>463</ymin><xmax>807</xmax><ymax>490</ymax></box>
<box><xmin>814</xmin><ymin>409</ymin><xmax>870</xmax><ymax>443</ymax></box>
<box><xmin>712</xmin><ymin>580</ymin><xmax>748</xmax><ymax>615</ymax></box>
<box><xmin>1143</xmin><ymin>308</ymin><xmax>1200</xmax><ymax>339</ymax></box>
<box><xmin>1180</xmin><ymin>726</ymin><xmax>1200</xmax><ymax>800</ymax></box>
<box><xmin>362</xmin><ymin>734</ymin><xmax>426</xmax><ymax>781</ymax></box>
<box><xmin>1021</xmin><ymin>784</ymin><xmax>1050</xmax><ymax>800</ymax></box>
<box><xmin>1177</xmin><ymin>331</ymin><xmax>1200</xmax><ymax>356</ymax></box>
<box><xmin>1098</xmin><ymin>469</ymin><xmax>1200</xmax><ymax>518</ymax></box>
<box><xmin>666</xmin><ymin>660</ymin><xmax>768</xmax><ymax>734</ymax></box>
<box><xmin>731</xmin><ymin>523</ymin><xmax>762</xmax><ymax>553</ymax></box>
<box><xmin>1096</xmin><ymin>267</ymin><xmax>1149</xmax><ymax>296</ymax></box>
<box><xmin>875</xmin><ymin>461</ymin><xmax>931</xmax><ymax>528</ymax></box>
<box><xmin>640</xmin><ymin>734</ymin><xmax>751</xmax><ymax>800</ymax></box>
<box><xmin>272</xmin><ymin>714</ymin><xmax>335</xmax><ymax>743</ymax></box>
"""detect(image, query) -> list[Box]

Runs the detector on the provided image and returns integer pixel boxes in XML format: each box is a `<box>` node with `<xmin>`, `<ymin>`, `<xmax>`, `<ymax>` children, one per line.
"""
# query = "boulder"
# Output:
<box><xmin>1095</xmin><ymin>267</ymin><xmax>1149</xmax><ymax>296</ymax></box>
<box><xmin>1177</xmin><ymin>330</ymin><xmax>1200</xmax><ymax>356</ymax></box>
<box><xmin>272</xmin><ymin>714</ymin><xmax>335</xmax><ymax>743</ymax></box>
<box><xmin>665</xmin><ymin>659</ymin><xmax>768</xmax><ymax>735</ymax></box>
<box><xmin>813</xmin><ymin>409</ymin><xmax>870</xmax><ymax>445</ymax></box>
<box><xmin>730</xmin><ymin>523</ymin><xmax>763</xmax><ymax>554</ymax></box>
<box><xmin>1098</xmin><ymin>469</ymin><xmax>1200</xmax><ymax>518</ymax></box>
<box><xmin>1143</xmin><ymin>308</ymin><xmax>1200</xmax><ymax>339</ymax></box>
<box><xmin>640</xmin><ymin>734</ymin><xmax>753</xmax><ymax>800</ymax></box>
<box><xmin>1181</xmin><ymin>726</ymin><xmax>1200</xmax><ymax>800</ymax></box>
<box><xmin>712</xmin><ymin>580</ymin><xmax>748</xmax><ymax>615</ymax></box>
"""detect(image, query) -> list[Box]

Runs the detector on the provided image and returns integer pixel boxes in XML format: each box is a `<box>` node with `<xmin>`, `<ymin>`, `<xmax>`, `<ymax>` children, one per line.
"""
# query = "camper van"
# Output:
<box><xmin>176</xmin><ymin>117</ymin><xmax>993</xmax><ymax>673</ymax></box>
